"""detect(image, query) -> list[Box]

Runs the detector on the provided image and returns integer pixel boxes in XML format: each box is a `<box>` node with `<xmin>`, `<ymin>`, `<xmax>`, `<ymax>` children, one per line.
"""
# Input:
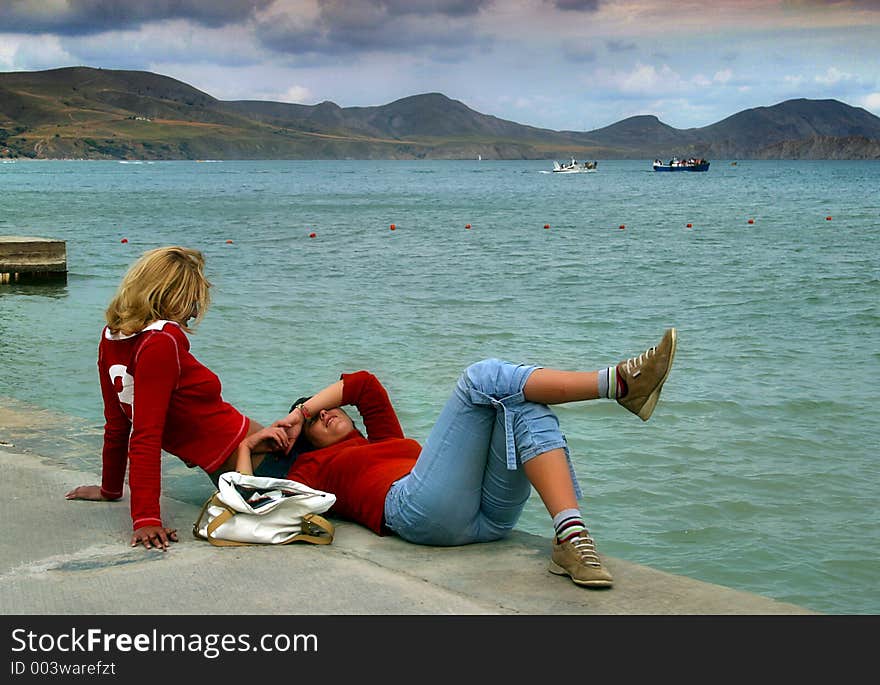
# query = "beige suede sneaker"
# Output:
<box><xmin>616</xmin><ymin>327</ymin><xmax>677</xmax><ymax>421</ymax></box>
<box><xmin>549</xmin><ymin>531</ymin><xmax>614</xmax><ymax>588</ymax></box>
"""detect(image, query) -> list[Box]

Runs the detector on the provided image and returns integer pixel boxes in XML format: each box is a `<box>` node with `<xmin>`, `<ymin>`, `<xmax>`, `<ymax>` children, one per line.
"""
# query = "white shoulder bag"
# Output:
<box><xmin>193</xmin><ymin>472</ymin><xmax>336</xmax><ymax>546</ymax></box>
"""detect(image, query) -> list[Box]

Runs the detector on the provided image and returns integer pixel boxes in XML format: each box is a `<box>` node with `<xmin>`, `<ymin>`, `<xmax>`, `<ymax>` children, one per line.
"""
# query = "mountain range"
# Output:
<box><xmin>2</xmin><ymin>66</ymin><xmax>880</xmax><ymax>160</ymax></box>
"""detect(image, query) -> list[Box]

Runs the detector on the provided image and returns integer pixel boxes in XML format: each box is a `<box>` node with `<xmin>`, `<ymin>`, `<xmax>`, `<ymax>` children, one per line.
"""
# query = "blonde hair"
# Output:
<box><xmin>105</xmin><ymin>246</ymin><xmax>212</xmax><ymax>335</ymax></box>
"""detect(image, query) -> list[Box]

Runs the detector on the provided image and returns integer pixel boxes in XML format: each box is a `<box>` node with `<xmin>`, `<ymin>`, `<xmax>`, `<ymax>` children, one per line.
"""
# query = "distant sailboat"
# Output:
<box><xmin>477</xmin><ymin>154</ymin><xmax>482</xmax><ymax>161</ymax></box>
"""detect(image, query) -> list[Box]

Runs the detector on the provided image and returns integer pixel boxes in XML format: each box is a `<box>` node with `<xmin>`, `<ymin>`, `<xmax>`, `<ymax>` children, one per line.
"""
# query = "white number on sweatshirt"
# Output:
<box><xmin>108</xmin><ymin>364</ymin><xmax>134</xmax><ymax>408</ymax></box>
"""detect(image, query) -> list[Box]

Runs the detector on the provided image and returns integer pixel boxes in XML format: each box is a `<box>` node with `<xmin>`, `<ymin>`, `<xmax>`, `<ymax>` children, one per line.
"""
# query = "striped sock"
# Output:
<box><xmin>553</xmin><ymin>508</ymin><xmax>587</xmax><ymax>544</ymax></box>
<box><xmin>598</xmin><ymin>366</ymin><xmax>619</xmax><ymax>399</ymax></box>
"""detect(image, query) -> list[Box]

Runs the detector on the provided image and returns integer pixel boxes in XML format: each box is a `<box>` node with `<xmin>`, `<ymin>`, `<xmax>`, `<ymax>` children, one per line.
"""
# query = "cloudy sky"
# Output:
<box><xmin>1</xmin><ymin>0</ymin><xmax>878</xmax><ymax>131</ymax></box>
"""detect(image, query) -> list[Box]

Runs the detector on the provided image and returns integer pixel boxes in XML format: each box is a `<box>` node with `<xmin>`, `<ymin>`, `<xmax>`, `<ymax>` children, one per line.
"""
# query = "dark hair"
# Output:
<box><xmin>290</xmin><ymin>396</ymin><xmax>312</xmax><ymax>413</ymax></box>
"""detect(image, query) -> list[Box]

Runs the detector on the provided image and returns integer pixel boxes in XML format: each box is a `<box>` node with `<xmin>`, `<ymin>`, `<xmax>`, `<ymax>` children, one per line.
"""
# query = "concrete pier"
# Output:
<box><xmin>0</xmin><ymin>401</ymin><xmax>816</xmax><ymax>616</ymax></box>
<box><xmin>0</xmin><ymin>236</ymin><xmax>67</xmax><ymax>283</ymax></box>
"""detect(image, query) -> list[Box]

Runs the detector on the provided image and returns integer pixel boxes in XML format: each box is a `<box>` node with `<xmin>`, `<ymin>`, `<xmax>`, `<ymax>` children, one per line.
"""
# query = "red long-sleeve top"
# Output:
<box><xmin>286</xmin><ymin>371</ymin><xmax>421</xmax><ymax>535</ymax></box>
<box><xmin>98</xmin><ymin>320</ymin><xmax>249</xmax><ymax>529</ymax></box>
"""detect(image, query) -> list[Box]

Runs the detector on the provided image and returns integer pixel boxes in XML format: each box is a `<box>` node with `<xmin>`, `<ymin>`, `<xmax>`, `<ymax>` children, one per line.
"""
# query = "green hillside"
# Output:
<box><xmin>2</xmin><ymin>67</ymin><xmax>879</xmax><ymax>160</ymax></box>
<box><xmin>0</xmin><ymin>67</ymin><xmax>606</xmax><ymax>160</ymax></box>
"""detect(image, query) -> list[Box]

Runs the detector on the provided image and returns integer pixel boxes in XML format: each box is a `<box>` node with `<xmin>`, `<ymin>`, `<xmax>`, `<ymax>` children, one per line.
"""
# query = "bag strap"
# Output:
<box><xmin>204</xmin><ymin>507</ymin><xmax>245</xmax><ymax>546</ymax></box>
<box><xmin>288</xmin><ymin>513</ymin><xmax>335</xmax><ymax>545</ymax></box>
<box><xmin>193</xmin><ymin>494</ymin><xmax>247</xmax><ymax>546</ymax></box>
<box><xmin>191</xmin><ymin>493</ymin><xmax>220</xmax><ymax>540</ymax></box>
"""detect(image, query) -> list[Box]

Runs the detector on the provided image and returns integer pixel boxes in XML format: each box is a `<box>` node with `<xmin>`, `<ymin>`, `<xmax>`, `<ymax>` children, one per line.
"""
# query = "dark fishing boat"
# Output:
<box><xmin>652</xmin><ymin>157</ymin><xmax>710</xmax><ymax>172</ymax></box>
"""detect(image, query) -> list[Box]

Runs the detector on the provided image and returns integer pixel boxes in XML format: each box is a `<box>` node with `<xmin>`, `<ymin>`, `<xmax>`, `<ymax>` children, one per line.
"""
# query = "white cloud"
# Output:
<box><xmin>618</xmin><ymin>63</ymin><xmax>683</xmax><ymax>94</ymax></box>
<box><xmin>592</xmin><ymin>62</ymin><xmax>734</xmax><ymax>98</ymax></box>
<box><xmin>0</xmin><ymin>34</ymin><xmax>74</xmax><ymax>71</ymax></box>
<box><xmin>815</xmin><ymin>66</ymin><xmax>853</xmax><ymax>85</ymax></box>
<box><xmin>0</xmin><ymin>37</ymin><xmax>16</xmax><ymax>69</ymax></box>
<box><xmin>645</xmin><ymin>96</ymin><xmax>722</xmax><ymax>127</ymax></box>
<box><xmin>279</xmin><ymin>85</ymin><xmax>312</xmax><ymax>103</ymax></box>
<box><xmin>860</xmin><ymin>92</ymin><xmax>880</xmax><ymax>113</ymax></box>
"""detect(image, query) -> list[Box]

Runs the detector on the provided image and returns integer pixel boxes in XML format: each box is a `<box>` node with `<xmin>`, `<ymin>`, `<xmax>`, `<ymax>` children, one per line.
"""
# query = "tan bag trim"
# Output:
<box><xmin>192</xmin><ymin>494</ymin><xmax>247</xmax><ymax>547</ymax></box>
<box><xmin>289</xmin><ymin>513</ymin><xmax>335</xmax><ymax>545</ymax></box>
<box><xmin>191</xmin><ymin>493</ymin><xmax>222</xmax><ymax>540</ymax></box>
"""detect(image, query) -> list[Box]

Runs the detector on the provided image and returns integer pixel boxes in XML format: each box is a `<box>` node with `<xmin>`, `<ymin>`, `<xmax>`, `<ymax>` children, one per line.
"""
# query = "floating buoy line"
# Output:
<box><xmin>137</xmin><ymin>214</ymin><xmax>844</xmax><ymax>248</ymax></box>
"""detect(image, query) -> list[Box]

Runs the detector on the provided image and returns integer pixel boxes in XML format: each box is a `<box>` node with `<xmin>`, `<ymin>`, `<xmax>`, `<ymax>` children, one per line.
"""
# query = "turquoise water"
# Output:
<box><xmin>1</xmin><ymin>159</ymin><xmax>878</xmax><ymax>614</ymax></box>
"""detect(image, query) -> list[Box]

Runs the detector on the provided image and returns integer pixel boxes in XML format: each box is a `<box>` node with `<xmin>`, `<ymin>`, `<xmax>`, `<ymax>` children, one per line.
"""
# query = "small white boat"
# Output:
<box><xmin>552</xmin><ymin>159</ymin><xmax>597</xmax><ymax>173</ymax></box>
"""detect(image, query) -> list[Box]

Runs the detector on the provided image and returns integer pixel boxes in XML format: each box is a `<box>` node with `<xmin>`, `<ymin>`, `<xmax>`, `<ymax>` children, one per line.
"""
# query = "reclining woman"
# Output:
<box><xmin>237</xmin><ymin>330</ymin><xmax>677</xmax><ymax>588</ymax></box>
<box><xmin>65</xmin><ymin>246</ymin><xmax>298</xmax><ymax>550</ymax></box>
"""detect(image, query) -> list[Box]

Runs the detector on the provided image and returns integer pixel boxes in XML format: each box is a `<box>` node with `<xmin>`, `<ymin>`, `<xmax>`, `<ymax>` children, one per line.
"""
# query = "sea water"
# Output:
<box><xmin>1</xmin><ymin>158</ymin><xmax>878</xmax><ymax>615</ymax></box>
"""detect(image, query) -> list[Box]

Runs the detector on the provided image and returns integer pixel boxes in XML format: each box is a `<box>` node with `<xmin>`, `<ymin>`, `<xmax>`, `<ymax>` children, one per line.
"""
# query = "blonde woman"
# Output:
<box><xmin>65</xmin><ymin>246</ymin><xmax>288</xmax><ymax>550</ymax></box>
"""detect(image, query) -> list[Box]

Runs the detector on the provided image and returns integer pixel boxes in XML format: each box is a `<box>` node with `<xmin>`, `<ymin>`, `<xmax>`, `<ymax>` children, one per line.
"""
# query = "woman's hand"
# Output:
<box><xmin>271</xmin><ymin>408</ymin><xmax>305</xmax><ymax>449</ymax></box>
<box><xmin>235</xmin><ymin>425</ymin><xmax>293</xmax><ymax>474</ymax></box>
<box><xmin>131</xmin><ymin>525</ymin><xmax>178</xmax><ymax>551</ymax></box>
<box><xmin>246</xmin><ymin>425</ymin><xmax>292</xmax><ymax>454</ymax></box>
<box><xmin>65</xmin><ymin>485</ymin><xmax>109</xmax><ymax>501</ymax></box>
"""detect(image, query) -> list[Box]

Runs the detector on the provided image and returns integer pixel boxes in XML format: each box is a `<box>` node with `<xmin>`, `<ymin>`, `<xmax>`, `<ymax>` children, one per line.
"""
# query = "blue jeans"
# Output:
<box><xmin>383</xmin><ymin>358</ymin><xmax>581</xmax><ymax>546</ymax></box>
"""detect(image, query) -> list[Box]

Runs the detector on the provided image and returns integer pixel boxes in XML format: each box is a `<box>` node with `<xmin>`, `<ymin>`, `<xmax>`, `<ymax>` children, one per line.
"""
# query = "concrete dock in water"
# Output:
<box><xmin>0</xmin><ymin>236</ymin><xmax>67</xmax><ymax>283</ymax></box>
<box><xmin>0</xmin><ymin>403</ymin><xmax>815</xmax><ymax>615</ymax></box>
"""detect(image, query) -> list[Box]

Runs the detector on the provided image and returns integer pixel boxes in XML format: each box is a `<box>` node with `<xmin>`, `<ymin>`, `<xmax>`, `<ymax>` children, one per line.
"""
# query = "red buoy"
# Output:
<box><xmin>465</xmin><ymin>224</ymin><xmax>471</xmax><ymax>229</ymax></box>
<box><xmin>748</xmin><ymin>219</ymin><xmax>755</xmax><ymax>224</ymax></box>
<box><xmin>686</xmin><ymin>223</ymin><xmax>693</xmax><ymax>228</ymax></box>
<box><xmin>390</xmin><ymin>224</ymin><xmax>396</xmax><ymax>230</ymax></box>
<box><xmin>120</xmin><ymin>238</ymin><xmax>128</xmax><ymax>244</ymax></box>
<box><xmin>225</xmin><ymin>239</ymin><xmax>233</xmax><ymax>244</ymax></box>
<box><xmin>544</xmin><ymin>224</ymin><xmax>550</xmax><ymax>229</ymax></box>
<box><xmin>826</xmin><ymin>216</ymin><xmax>832</xmax><ymax>221</ymax></box>
<box><xmin>309</xmin><ymin>232</ymin><xmax>316</xmax><ymax>238</ymax></box>
<box><xmin>619</xmin><ymin>224</ymin><xmax>625</xmax><ymax>230</ymax></box>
